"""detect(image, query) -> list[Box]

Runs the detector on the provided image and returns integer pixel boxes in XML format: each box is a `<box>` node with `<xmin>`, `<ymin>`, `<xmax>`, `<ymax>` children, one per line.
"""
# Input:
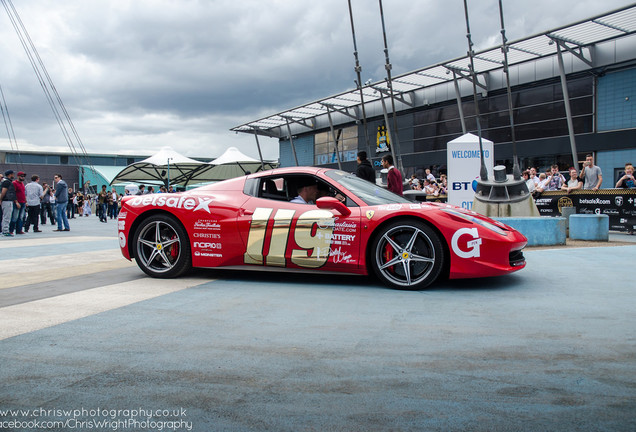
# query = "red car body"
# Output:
<box><xmin>118</xmin><ymin>167</ymin><xmax>527</xmax><ymax>290</ymax></box>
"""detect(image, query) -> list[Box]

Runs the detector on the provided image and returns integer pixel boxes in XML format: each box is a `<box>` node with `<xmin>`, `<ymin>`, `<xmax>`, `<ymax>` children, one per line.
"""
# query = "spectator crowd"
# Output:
<box><xmin>0</xmin><ymin>168</ymin><xmax>166</xmax><ymax>238</ymax></box>
<box><xmin>2</xmin><ymin>154</ymin><xmax>635</xmax><ymax>238</ymax></box>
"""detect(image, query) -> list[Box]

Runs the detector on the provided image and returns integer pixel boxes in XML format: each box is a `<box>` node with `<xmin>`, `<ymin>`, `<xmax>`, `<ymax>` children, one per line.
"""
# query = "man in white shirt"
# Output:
<box><xmin>580</xmin><ymin>154</ymin><xmax>603</xmax><ymax>190</ymax></box>
<box><xmin>290</xmin><ymin>178</ymin><xmax>318</xmax><ymax>204</ymax></box>
<box><xmin>24</xmin><ymin>174</ymin><xmax>45</xmax><ymax>232</ymax></box>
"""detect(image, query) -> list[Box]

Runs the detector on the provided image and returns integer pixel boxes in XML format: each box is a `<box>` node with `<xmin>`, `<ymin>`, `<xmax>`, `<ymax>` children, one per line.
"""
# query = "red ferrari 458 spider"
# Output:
<box><xmin>118</xmin><ymin>167</ymin><xmax>527</xmax><ymax>290</ymax></box>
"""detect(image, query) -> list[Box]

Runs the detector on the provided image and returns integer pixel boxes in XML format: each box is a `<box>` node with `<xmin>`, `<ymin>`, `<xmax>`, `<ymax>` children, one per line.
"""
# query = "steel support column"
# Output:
<box><xmin>463</xmin><ymin>0</ymin><xmax>488</xmax><ymax>181</ymax></box>
<box><xmin>252</xmin><ymin>129</ymin><xmax>265</xmax><ymax>171</ymax></box>
<box><xmin>285</xmin><ymin>120</ymin><xmax>299</xmax><ymax>166</ymax></box>
<box><xmin>379</xmin><ymin>92</ymin><xmax>398</xmax><ymax>174</ymax></box>
<box><xmin>556</xmin><ymin>40</ymin><xmax>580</xmax><ymax>169</ymax></box>
<box><xmin>347</xmin><ymin>0</ymin><xmax>371</xmax><ymax>155</ymax></box>
<box><xmin>451</xmin><ymin>70</ymin><xmax>467</xmax><ymax>134</ymax></box>
<box><xmin>498</xmin><ymin>0</ymin><xmax>521</xmax><ymax>180</ymax></box>
<box><xmin>378</xmin><ymin>0</ymin><xmax>403</xmax><ymax>173</ymax></box>
<box><xmin>325</xmin><ymin>105</ymin><xmax>343</xmax><ymax>170</ymax></box>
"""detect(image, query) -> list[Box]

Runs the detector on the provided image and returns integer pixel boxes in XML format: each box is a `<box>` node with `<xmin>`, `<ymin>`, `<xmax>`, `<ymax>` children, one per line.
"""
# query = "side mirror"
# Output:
<box><xmin>316</xmin><ymin>197</ymin><xmax>351</xmax><ymax>217</ymax></box>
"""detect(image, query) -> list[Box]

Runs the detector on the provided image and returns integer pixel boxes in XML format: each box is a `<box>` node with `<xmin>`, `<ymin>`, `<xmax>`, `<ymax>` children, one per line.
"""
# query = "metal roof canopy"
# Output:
<box><xmin>231</xmin><ymin>4</ymin><xmax>636</xmax><ymax>139</ymax></box>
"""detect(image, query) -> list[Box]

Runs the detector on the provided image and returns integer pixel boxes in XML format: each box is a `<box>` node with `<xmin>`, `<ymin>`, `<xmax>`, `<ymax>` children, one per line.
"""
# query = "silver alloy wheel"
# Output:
<box><xmin>373</xmin><ymin>223</ymin><xmax>439</xmax><ymax>288</ymax></box>
<box><xmin>136</xmin><ymin>220</ymin><xmax>182</xmax><ymax>274</ymax></box>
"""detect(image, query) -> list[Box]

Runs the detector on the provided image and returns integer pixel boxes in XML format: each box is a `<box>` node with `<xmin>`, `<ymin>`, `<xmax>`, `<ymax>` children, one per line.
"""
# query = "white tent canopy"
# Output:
<box><xmin>180</xmin><ymin>146</ymin><xmax>277</xmax><ymax>184</ymax></box>
<box><xmin>110</xmin><ymin>146</ymin><xmax>278</xmax><ymax>187</ymax></box>
<box><xmin>110</xmin><ymin>146</ymin><xmax>205</xmax><ymax>187</ymax></box>
<box><xmin>210</xmin><ymin>146</ymin><xmax>259</xmax><ymax>165</ymax></box>
<box><xmin>140</xmin><ymin>147</ymin><xmax>202</xmax><ymax>165</ymax></box>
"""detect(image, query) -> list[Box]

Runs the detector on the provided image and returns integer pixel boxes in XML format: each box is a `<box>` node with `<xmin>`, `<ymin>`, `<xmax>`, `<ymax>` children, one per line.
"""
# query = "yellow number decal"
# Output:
<box><xmin>243</xmin><ymin>207</ymin><xmax>273</xmax><ymax>265</ymax></box>
<box><xmin>243</xmin><ymin>208</ymin><xmax>335</xmax><ymax>268</ymax></box>
<box><xmin>267</xmin><ymin>209</ymin><xmax>295</xmax><ymax>267</ymax></box>
<box><xmin>291</xmin><ymin>210</ymin><xmax>334</xmax><ymax>268</ymax></box>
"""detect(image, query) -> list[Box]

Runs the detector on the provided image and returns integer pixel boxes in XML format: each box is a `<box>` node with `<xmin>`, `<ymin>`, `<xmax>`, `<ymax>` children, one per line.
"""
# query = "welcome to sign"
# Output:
<box><xmin>447</xmin><ymin>133</ymin><xmax>494</xmax><ymax>210</ymax></box>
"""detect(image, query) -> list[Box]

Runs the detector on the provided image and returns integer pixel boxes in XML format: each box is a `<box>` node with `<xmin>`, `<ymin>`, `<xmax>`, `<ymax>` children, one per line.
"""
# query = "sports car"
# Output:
<box><xmin>117</xmin><ymin>167</ymin><xmax>527</xmax><ymax>290</ymax></box>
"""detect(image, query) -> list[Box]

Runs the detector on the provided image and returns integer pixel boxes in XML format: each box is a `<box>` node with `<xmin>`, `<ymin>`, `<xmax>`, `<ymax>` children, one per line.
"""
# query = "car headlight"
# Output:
<box><xmin>441</xmin><ymin>208</ymin><xmax>508</xmax><ymax>236</ymax></box>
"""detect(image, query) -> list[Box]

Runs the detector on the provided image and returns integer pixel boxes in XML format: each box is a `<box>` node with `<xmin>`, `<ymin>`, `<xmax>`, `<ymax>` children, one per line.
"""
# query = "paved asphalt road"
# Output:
<box><xmin>0</xmin><ymin>215</ymin><xmax>635</xmax><ymax>431</ymax></box>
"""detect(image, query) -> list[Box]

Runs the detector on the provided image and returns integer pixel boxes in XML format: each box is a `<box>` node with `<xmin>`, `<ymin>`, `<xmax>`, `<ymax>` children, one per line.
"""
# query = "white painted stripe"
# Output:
<box><xmin>0</xmin><ymin>236</ymin><xmax>115</xmax><ymax>249</ymax></box>
<box><xmin>0</xmin><ymin>277</ymin><xmax>209</xmax><ymax>341</ymax></box>
<box><xmin>0</xmin><ymin>249</ymin><xmax>135</xmax><ymax>289</ymax></box>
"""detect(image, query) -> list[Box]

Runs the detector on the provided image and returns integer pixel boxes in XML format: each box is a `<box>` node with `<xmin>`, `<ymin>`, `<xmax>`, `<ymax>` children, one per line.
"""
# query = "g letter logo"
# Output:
<box><xmin>451</xmin><ymin>228</ymin><xmax>482</xmax><ymax>259</ymax></box>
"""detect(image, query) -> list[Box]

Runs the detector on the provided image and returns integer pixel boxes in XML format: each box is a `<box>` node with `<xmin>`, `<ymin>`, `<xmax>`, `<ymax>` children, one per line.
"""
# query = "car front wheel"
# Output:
<box><xmin>132</xmin><ymin>214</ymin><xmax>191</xmax><ymax>278</ymax></box>
<box><xmin>370</xmin><ymin>220</ymin><xmax>444</xmax><ymax>290</ymax></box>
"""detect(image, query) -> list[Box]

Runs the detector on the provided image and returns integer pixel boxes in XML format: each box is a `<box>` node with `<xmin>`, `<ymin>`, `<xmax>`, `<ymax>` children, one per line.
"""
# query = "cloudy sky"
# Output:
<box><xmin>0</xmin><ymin>0</ymin><xmax>632</xmax><ymax>161</ymax></box>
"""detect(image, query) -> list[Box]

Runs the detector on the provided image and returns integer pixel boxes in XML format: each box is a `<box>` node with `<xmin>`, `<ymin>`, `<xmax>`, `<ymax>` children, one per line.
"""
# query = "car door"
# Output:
<box><xmin>237</xmin><ymin>175</ymin><xmax>361</xmax><ymax>272</ymax></box>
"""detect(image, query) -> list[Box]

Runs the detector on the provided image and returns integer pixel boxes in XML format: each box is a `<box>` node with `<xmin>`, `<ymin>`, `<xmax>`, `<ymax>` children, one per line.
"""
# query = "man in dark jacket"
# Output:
<box><xmin>1</xmin><ymin>170</ymin><xmax>17</xmax><ymax>236</ymax></box>
<box><xmin>10</xmin><ymin>171</ymin><xmax>27</xmax><ymax>234</ymax></box>
<box><xmin>53</xmin><ymin>173</ymin><xmax>70</xmax><ymax>231</ymax></box>
<box><xmin>355</xmin><ymin>151</ymin><xmax>376</xmax><ymax>183</ymax></box>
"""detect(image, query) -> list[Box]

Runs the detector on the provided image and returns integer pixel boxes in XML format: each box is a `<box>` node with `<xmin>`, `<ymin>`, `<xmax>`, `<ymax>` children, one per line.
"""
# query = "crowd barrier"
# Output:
<box><xmin>402</xmin><ymin>188</ymin><xmax>636</xmax><ymax>232</ymax></box>
<box><xmin>533</xmin><ymin>189</ymin><xmax>636</xmax><ymax>232</ymax></box>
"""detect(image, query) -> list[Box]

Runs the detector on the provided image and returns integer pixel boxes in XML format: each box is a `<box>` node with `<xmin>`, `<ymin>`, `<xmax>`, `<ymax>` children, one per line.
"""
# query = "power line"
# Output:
<box><xmin>1</xmin><ymin>0</ymin><xmax>96</xmax><ymax>175</ymax></box>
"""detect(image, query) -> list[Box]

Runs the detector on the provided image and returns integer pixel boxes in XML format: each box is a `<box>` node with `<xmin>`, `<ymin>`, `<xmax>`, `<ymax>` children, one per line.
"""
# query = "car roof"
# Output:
<box><xmin>247</xmin><ymin>166</ymin><xmax>327</xmax><ymax>179</ymax></box>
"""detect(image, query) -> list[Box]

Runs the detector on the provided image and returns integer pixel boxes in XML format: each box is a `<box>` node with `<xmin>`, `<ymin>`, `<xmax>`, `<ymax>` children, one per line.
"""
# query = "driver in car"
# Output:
<box><xmin>290</xmin><ymin>178</ymin><xmax>318</xmax><ymax>204</ymax></box>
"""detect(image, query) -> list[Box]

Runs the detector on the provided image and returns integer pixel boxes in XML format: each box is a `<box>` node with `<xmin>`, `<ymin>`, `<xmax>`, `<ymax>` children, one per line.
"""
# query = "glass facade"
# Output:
<box><xmin>413</xmin><ymin>76</ymin><xmax>594</xmax><ymax>153</ymax></box>
<box><xmin>314</xmin><ymin>126</ymin><xmax>358</xmax><ymax>165</ymax></box>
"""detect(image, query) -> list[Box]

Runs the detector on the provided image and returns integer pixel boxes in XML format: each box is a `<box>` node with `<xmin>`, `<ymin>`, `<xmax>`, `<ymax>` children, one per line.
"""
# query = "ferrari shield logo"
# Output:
<box><xmin>366</xmin><ymin>210</ymin><xmax>375</xmax><ymax>220</ymax></box>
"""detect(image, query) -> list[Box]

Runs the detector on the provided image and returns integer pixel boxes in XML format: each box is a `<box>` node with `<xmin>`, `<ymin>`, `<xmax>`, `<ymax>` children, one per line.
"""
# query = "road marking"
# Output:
<box><xmin>0</xmin><ymin>236</ymin><xmax>115</xmax><ymax>249</ymax></box>
<box><xmin>0</xmin><ymin>249</ymin><xmax>135</xmax><ymax>289</ymax></box>
<box><xmin>0</xmin><ymin>276</ymin><xmax>208</xmax><ymax>341</ymax></box>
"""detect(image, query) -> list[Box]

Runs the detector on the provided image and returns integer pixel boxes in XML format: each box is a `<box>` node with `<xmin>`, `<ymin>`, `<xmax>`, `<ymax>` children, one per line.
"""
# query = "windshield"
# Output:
<box><xmin>325</xmin><ymin>170</ymin><xmax>410</xmax><ymax>206</ymax></box>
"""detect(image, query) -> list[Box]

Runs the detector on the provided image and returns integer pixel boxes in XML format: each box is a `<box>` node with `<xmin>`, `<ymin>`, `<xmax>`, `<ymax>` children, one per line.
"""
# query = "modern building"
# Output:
<box><xmin>0</xmin><ymin>150</ymin><xmax>149</xmax><ymax>194</ymax></box>
<box><xmin>233</xmin><ymin>5</ymin><xmax>636</xmax><ymax>187</ymax></box>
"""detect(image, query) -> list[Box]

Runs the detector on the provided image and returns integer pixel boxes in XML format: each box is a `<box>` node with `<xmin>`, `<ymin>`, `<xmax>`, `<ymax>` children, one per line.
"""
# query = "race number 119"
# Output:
<box><xmin>243</xmin><ymin>208</ymin><xmax>334</xmax><ymax>268</ymax></box>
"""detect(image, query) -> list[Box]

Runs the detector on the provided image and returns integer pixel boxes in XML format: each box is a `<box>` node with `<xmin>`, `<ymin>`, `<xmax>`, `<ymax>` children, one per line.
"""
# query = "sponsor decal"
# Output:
<box><xmin>129</xmin><ymin>195</ymin><xmax>213</xmax><ymax>213</ymax></box>
<box><xmin>616</xmin><ymin>196</ymin><xmax>623</xmax><ymax>206</ymax></box>
<box><xmin>328</xmin><ymin>247</ymin><xmax>353</xmax><ymax>264</ymax></box>
<box><xmin>193</xmin><ymin>242</ymin><xmax>222</xmax><ymax>249</ymax></box>
<box><xmin>451</xmin><ymin>227</ymin><xmax>482</xmax><ymax>259</ymax></box>
<box><xmin>194</xmin><ymin>220</ymin><xmax>221</xmax><ymax>230</ymax></box>
<box><xmin>366</xmin><ymin>210</ymin><xmax>375</xmax><ymax>220</ymax></box>
<box><xmin>557</xmin><ymin>197</ymin><xmax>573</xmax><ymax>213</ymax></box>
<box><xmin>409</xmin><ymin>203</ymin><xmax>422</xmax><ymax>209</ymax></box>
<box><xmin>333</xmin><ymin>218</ymin><xmax>357</xmax><ymax>232</ymax></box>
<box><xmin>315</xmin><ymin>232</ymin><xmax>356</xmax><ymax>246</ymax></box>
<box><xmin>118</xmin><ymin>211</ymin><xmax>127</xmax><ymax>219</ymax></box>
<box><xmin>578</xmin><ymin>198</ymin><xmax>611</xmax><ymax>205</ymax></box>
<box><xmin>378</xmin><ymin>204</ymin><xmax>402</xmax><ymax>211</ymax></box>
<box><xmin>603</xmin><ymin>209</ymin><xmax>619</xmax><ymax>215</ymax></box>
<box><xmin>316</xmin><ymin>246</ymin><xmax>354</xmax><ymax>264</ymax></box>
<box><xmin>193</xmin><ymin>232</ymin><xmax>221</xmax><ymax>239</ymax></box>
<box><xmin>118</xmin><ymin>220</ymin><xmax>126</xmax><ymax>230</ymax></box>
<box><xmin>194</xmin><ymin>251</ymin><xmax>222</xmax><ymax>257</ymax></box>
<box><xmin>118</xmin><ymin>232</ymin><xmax>126</xmax><ymax>248</ymax></box>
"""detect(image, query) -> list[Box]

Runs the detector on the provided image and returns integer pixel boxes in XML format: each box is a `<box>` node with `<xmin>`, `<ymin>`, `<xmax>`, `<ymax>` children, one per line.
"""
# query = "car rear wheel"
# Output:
<box><xmin>370</xmin><ymin>220</ymin><xmax>444</xmax><ymax>290</ymax></box>
<box><xmin>133</xmin><ymin>214</ymin><xmax>191</xmax><ymax>278</ymax></box>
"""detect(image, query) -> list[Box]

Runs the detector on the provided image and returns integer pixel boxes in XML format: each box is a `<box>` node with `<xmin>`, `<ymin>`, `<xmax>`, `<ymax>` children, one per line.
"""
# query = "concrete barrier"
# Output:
<box><xmin>493</xmin><ymin>217</ymin><xmax>566</xmax><ymax>246</ymax></box>
<box><xmin>569</xmin><ymin>214</ymin><xmax>609</xmax><ymax>241</ymax></box>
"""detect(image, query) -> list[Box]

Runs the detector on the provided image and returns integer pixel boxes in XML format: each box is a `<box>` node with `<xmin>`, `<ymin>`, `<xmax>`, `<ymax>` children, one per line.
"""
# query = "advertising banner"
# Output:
<box><xmin>534</xmin><ymin>189</ymin><xmax>636</xmax><ymax>232</ymax></box>
<box><xmin>447</xmin><ymin>133</ymin><xmax>494</xmax><ymax>210</ymax></box>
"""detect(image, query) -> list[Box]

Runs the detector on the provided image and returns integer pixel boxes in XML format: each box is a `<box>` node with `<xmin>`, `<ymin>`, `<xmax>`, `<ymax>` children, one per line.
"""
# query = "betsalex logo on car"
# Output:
<box><xmin>129</xmin><ymin>195</ymin><xmax>213</xmax><ymax>213</ymax></box>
